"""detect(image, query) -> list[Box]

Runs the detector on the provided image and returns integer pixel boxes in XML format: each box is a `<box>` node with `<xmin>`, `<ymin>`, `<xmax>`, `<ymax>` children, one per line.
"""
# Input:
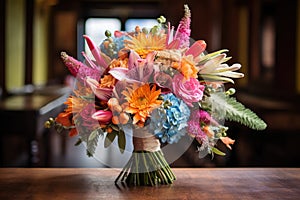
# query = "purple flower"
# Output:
<box><xmin>190</xmin><ymin>110</ymin><xmax>219</xmax><ymax>126</ymax></box>
<box><xmin>187</xmin><ymin>120</ymin><xmax>207</xmax><ymax>142</ymax></box>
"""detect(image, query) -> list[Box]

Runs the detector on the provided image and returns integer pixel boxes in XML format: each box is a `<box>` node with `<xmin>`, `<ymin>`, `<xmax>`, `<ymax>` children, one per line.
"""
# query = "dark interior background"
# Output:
<box><xmin>1</xmin><ymin>0</ymin><xmax>300</xmax><ymax>168</ymax></box>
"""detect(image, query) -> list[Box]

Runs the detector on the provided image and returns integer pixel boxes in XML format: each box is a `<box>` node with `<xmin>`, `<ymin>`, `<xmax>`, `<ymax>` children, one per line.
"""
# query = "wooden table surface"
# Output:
<box><xmin>0</xmin><ymin>168</ymin><xmax>299</xmax><ymax>200</ymax></box>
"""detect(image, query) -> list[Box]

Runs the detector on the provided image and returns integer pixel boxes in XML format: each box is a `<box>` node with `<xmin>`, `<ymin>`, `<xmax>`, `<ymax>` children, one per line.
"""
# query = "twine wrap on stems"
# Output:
<box><xmin>132</xmin><ymin>128</ymin><xmax>161</xmax><ymax>152</ymax></box>
<box><xmin>115</xmin><ymin>128</ymin><xmax>176</xmax><ymax>186</ymax></box>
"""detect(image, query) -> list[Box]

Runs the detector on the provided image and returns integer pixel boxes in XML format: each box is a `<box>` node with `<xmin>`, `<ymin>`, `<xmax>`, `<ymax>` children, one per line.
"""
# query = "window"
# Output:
<box><xmin>125</xmin><ymin>18</ymin><xmax>157</xmax><ymax>32</ymax></box>
<box><xmin>84</xmin><ymin>18</ymin><xmax>121</xmax><ymax>55</ymax></box>
<box><xmin>82</xmin><ymin>17</ymin><xmax>157</xmax><ymax>59</ymax></box>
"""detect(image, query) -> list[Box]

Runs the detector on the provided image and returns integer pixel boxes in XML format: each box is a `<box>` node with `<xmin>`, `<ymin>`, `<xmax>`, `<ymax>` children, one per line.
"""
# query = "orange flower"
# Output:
<box><xmin>123</xmin><ymin>84</ymin><xmax>162</xmax><ymax>125</ymax></box>
<box><xmin>172</xmin><ymin>56</ymin><xmax>198</xmax><ymax>80</ymax></box>
<box><xmin>64</xmin><ymin>95</ymin><xmax>89</xmax><ymax>116</ymax></box>
<box><xmin>55</xmin><ymin>112</ymin><xmax>73</xmax><ymax>127</ymax></box>
<box><xmin>203</xmin><ymin>126</ymin><xmax>214</xmax><ymax>138</ymax></box>
<box><xmin>69</xmin><ymin>128</ymin><xmax>78</xmax><ymax>137</ymax></box>
<box><xmin>220</xmin><ymin>136</ymin><xmax>235</xmax><ymax>150</ymax></box>
<box><xmin>100</xmin><ymin>74</ymin><xmax>116</xmax><ymax>88</ymax></box>
<box><xmin>125</xmin><ymin>32</ymin><xmax>166</xmax><ymax>58</ymax></box>
<box><xmin>109</xmin><ymin>58</ymin><xmax>129</xmax><ymax>69</ymax></box>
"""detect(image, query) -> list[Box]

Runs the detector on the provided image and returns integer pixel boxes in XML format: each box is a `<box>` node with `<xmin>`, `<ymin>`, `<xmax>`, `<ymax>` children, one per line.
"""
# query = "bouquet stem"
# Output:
<box><xmin>115</xmin><ymin>150</ymin><xmax>176</xmax><ymax>186</ymax></box>
<box><xmin>115</xmin><ymin>128</ymin><xmax>175</xmax><ymax>186</ymax></box>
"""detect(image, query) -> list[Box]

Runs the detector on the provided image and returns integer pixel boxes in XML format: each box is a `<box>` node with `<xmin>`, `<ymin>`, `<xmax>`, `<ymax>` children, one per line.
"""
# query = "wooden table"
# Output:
<box><xmin>0</xmin><ymin>168</ymin><xmax>299</xmax><ymax>199</ymax></box>
<box><xmin>0</xmin><ymin>86</ymin><xmax>70</xmax><ymax>166</ymax></box>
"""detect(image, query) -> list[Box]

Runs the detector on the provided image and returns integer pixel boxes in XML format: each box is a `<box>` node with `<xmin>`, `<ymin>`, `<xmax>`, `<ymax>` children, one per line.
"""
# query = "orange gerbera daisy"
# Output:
<box><xmin>125</xmin><ymin>32</ymin><xmax>166</xmax><ymax>58</ymax></box>
<box><xmin>122</xmin><ymin>83</ymin><xmax>162</xmax><ymax>125</ymax></box>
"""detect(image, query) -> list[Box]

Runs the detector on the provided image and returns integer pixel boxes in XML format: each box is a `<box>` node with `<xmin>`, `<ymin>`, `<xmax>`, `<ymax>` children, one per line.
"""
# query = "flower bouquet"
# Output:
<box><xmin>45</xmin><ymin>5</ymin><xmax>266</xmax><ymax>186</ymax></box>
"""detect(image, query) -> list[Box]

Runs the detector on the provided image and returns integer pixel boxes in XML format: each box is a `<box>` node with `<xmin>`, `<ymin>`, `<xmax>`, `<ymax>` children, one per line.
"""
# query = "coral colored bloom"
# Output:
<box><xmin>172</xmin><ymin>73</ymin><xmax>205</xmax><ymax>107</ymax></box>
<box><xmin>123</xmin><ymin>84</ymin><xmax>162</xmax><ymax>125</ymax></box>
<box><xmin>220</xmin><ymin>137</ymin><xmax>235</xmax><ymax>150</ymax></box>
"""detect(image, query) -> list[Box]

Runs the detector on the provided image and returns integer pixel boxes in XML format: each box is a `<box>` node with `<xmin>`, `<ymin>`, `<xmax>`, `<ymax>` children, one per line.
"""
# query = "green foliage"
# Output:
<box><xmin>118</xmin><ymin>130</ymin><xmax>126</xmax><ymax>153</ymax></box>
<box><xmin>104</xmin><ymin>131</ymin><xmax>117</xmax><ymax>148</ymax></box>
<box><xmin>206</xmin><ymin>92</ymin><xmax>267</xmax><ymax>130</ymax></box>
<box><xmin>86</xmin><ymin>128</ymin><xmax>103</xmax><ymax>157</ymax></box>
<box><xmin>104</xmin><ymin>128</ymin><xmax>126</xmax><ymax>154</ymax></box>
<box><xmin>211</xmin><ymin>147</ymin><xmax>226</xmax><ymax>156</ymax></box>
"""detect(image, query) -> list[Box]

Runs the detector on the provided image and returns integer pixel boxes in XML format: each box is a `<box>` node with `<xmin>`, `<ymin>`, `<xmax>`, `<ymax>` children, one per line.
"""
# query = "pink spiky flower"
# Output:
<box><xmin>175</xmin><ymin>4</ymin><xmax>191</xmax><ymax>48</ymax></box>
<box><xmin>61</xmin><ymin>52</ymin><xmax>101</xmax><ymax>82</ymax></box>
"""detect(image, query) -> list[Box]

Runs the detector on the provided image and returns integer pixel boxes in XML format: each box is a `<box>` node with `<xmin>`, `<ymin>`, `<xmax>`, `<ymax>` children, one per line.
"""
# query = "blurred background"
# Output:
<box><xmin>1</xmin><ymin>0</ymin><xmax>300</xmax><ymax>168</ymax></box>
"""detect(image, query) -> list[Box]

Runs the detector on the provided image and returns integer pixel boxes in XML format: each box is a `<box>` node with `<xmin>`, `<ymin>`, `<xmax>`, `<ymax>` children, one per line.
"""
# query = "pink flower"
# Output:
<box><xmin>92</xmin><ymin>110</ymin><xmax>113</xmax><ymax>123</ymax></box>
<box><xmin>80</xmin><ymin>103</ymin><xmax>99</xmax><ymax>129</ymax></box>
<box><xmin>61</xmin><ymin>52</ymin><xmax>101</xmax><ymax>82</ymax></box>
<box><xmin>190</xmin><ymin>110</ymin><xmax>219</xmax><ymax>126</ymax></box>
<box><xmin>175</xmin><ymin>4</ymin><xmax>191</xmax><ymax>48</ymax></box>
<box><xmin>172</xmin><ymin>73</ymin><xmax>205</xmax><ymax>107</ymax></box>
<box><xmin>86</xmin><ymin>77</ymin><xmax>113</xmax><ymax>101</ymax></box>
<box><xmin>187</xmin><ymin>120</ymin><xmax>207</xmax><ymax>142</ymax></box>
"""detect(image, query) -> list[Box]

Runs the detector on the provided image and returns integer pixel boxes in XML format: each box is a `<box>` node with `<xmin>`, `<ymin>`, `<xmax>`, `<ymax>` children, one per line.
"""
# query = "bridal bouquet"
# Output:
<box><xmin>46</xmin><ymin>5</ymin><xmax>266</xmax><ymax>186</ymax></box>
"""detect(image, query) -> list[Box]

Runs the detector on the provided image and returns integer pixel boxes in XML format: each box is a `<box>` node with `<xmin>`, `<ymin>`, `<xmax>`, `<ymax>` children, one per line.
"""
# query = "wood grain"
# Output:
<box><xmin>0</xmin><ymin>168</ymin><xmax>299</xmax><ymax>199</ymax></box>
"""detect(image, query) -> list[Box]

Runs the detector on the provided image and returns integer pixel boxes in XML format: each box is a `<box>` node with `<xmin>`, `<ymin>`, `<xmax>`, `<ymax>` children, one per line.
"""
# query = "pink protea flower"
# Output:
<box><xmin>175</xmin><ymin>4</ymin><xmax>191</xmax><ymax>48</ymax></box>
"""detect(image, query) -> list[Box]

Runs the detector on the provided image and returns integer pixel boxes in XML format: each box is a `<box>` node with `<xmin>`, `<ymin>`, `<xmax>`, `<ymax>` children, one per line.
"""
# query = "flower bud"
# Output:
<box><xmin>113</xmin><ymin>105</ymin><xmax>123</xmax><ymax>113</ymax></box>
<box><xmin>92</xmin><ymin>110</ymin><xmax>113</xmax><ymax>123</ymax></box>
<box><xmin>107</xmin><ymin>98</ymin><xmax>119</xmax><ymax>108</ymax></box>
<box><xmin>106</xmin><ymin>127</ymin><xmax>113</xmax><ymax>133</ymax></box>
<box><xmin>112</xmin><ymin>115</ymin><xmax>119</xmax><ymax>124</ymax></box>
<box><xmin>119</xmin><ymin>112</ymin><xmax>129</xmax><ymax>124</ymax></box>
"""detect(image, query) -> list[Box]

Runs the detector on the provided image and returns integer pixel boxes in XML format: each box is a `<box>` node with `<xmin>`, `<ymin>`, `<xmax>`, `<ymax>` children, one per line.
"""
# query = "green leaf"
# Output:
<box><xmin>74</xmin><ymin>138</ymin><xmax>82</xmax><ymax>146</ymax></box>
<box><xmin>104</xmin><ymin>131</ymin><xmax>117</xmax><ymax>148</ymax></box>
<box><xmin>86</xmin><ymin>129</ymin><xmax>102</xmax><ymax>157</ymax></box>
<box><xmin>110</xmin><ymin>124</ymin><xmax>120</xmax><ymax>131</ymax></box>
<box><xmin>118</xmin><ymin>130</ymin><xmax>126</xmax><ymax>153</ymax></box>
<box><xmin>207</xmin><ymin>92</ymin><xmax>267</xmax><ymax>130</ymax></box>
<box><xmin>211</xmin><ymin>147</ymin><xmax>226</xmax><ymax>156</ymax></box>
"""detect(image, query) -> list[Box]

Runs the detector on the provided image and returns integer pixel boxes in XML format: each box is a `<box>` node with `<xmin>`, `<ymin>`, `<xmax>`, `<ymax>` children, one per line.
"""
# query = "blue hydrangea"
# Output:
<box><xmin>100</xmin><ymin>35</ymin><xmax>128</xmax><ymax>59</ymax></box>
<box><xmin>149</xmin><ymin>93</ymin><xmax>190</xmax><ymax>144</ymax></box>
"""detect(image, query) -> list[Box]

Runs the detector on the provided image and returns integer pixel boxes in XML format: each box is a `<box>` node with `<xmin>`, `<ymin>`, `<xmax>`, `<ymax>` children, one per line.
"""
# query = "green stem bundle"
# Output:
<box><xmin>115</xmin><ymin>150</ymin><xmax>176</xmax><ymax>186</ymax></box>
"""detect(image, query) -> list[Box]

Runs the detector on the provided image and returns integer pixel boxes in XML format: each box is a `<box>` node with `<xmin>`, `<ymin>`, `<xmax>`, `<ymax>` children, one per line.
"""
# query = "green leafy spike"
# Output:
<box><xmin>207</xmin><ymin>92</ymin><xmax>267</xmax><ymax>130</ymax></box>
